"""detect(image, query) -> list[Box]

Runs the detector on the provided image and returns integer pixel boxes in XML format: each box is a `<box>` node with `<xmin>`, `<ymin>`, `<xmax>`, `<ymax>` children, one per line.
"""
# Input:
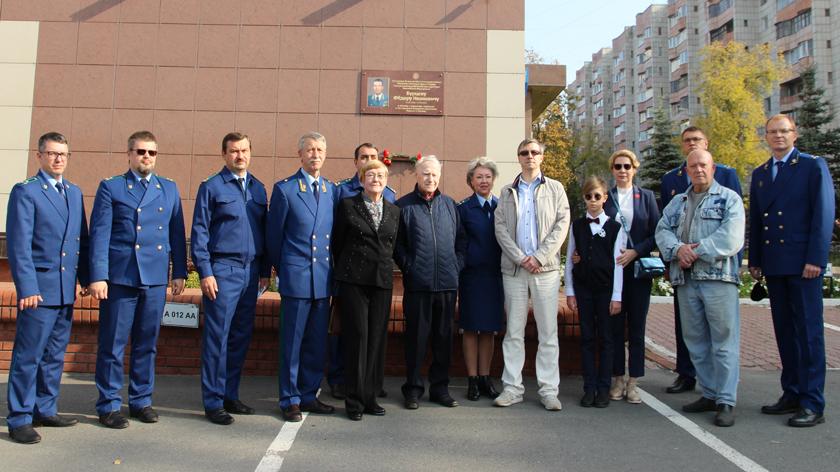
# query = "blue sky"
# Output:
<box><xmin>525</xmin><ymin>0</ymin><xmax>664</xmax><ymax>84</ymax></box>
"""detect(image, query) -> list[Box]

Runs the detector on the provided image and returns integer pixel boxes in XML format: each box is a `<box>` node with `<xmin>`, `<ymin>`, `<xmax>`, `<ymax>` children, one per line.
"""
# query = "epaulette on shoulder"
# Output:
<box><xmin>798</xmin><ymin>153</ymin><xmax>816</xmax><ymax>160</ymax></box>
<box><xmin>203</xmin><ymin>172</ymin><xmax>220</xmax><ymax>183</ymax></box>
<box><xmin>103</xmin><ymin>174</ymin><xmax>123</xmax><ymax>181</ymax></box>
<box><xmin>337</xmin><ymin>177</ymin><xmax>352</xmax><ymax>185</ymax></box>
<box><xmin>16</xmin><ymin>177</ymin><xmax>38</xmax><ymax>186</ymax></box>
<box><xmin>323</xmin><ymin>177</ymin><xmax>334</xmax><ymax>185</ymax></box>
<box><xmin>158</xmin><ymin>175</ymin><xmax>175</xmax><ymax>182</ymax></box>
<box><xmin>457</xmin><ymin>197</ymin><xmax>470</xmax><ymax>206</ymax></box>
<box><xmin>664</xmin><ymin>167</ymin><xmax>679</xmax><ymax>176</ymax></box>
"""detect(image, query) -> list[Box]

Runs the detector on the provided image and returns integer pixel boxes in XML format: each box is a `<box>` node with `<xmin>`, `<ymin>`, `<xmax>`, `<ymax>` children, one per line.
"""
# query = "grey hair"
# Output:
<box><xmin>298</xmin><ymin>132</ymin><xmax>327</xmax><ymax>151</ymax></box>
<box><xmin>465</xmin><ymin>156</ymin><xmax>498</xmax><ymax>186</ymax></box>
<box><xmin>416</xmin><ymin>155</ymin><xmax>442</xmax><ymax>172</ymax></box>
<box><xmin>516</xmin><ymin>138</ymin><xmax>545</xmax><ymax>154</ymax></box>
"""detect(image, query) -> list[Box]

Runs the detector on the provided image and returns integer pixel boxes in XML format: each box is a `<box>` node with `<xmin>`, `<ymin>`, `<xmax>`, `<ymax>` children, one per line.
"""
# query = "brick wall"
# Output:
<box><xmin>0</xmin><ymin>281</ymin><xmax>582</xmax><ymax>378</ymax></box>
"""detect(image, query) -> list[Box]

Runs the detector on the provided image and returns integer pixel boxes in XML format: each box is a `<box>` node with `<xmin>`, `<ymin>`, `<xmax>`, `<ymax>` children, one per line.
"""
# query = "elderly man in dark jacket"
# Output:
<box><xmin>395</xmin><ymin>156</ymin><xmax>461</xmax><ymax>410</ymax></box>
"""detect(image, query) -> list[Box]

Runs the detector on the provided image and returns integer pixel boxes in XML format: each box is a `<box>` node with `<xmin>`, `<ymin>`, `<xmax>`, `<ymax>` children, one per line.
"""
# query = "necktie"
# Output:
<box><xmin>140</xmin><ymin>178</ymin><xmax>148</xmax><ymax>189</ymax></box>
<box><xmin>773</xmin><ymin>160</ymin><xmax>784</xmax><ymax>181</ymax></box>
<box><xmin>238</xmin><ymin>177</ymin><xmax>246</xmax><ymax>198</ymax></box>
<box><xmin>55</xmin><ymin>182</ymin><xmax>66</xmax><ymax>200</ymax></box>
<box><xmin>483</xmin><ymin>201</ymin><xmax>492</xmax><ymax>220</ymax></box>
<box><xmin>313</xmin><ymin>181</ymin><xmax>320</xmax><ymax>205</ymax></box>
<box><xmin>587</xmin><ymin>217</ymin><xmax>600</xmax><ymax>224</ymax></box>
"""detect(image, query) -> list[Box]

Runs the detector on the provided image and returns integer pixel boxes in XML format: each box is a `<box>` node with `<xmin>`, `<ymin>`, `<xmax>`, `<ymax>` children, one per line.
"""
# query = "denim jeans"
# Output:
<box><xmin>677</xmin><ymin>278</ymin><xmax>740</xmax><ymax>406</ymax></box>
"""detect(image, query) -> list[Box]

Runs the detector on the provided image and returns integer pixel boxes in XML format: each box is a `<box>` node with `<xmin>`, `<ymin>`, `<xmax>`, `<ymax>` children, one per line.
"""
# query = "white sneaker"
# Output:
<box><xmin>493</xmin><ymin>389</ymin><xmax>523</xmax><ymax>407</ymax></box>
<box><xmin>540</xmin><ymin>394</ymin><xmax>563</xmax><ymax>411</ymax></box>
<box><xmin>625</xmin><ymin>378</ymin><xmax>642</xmax><ymax>404</ymax></box>
<box><xmin>609</xmin><ymin>376</ymin><xmax>626</xmax><ymax>401</ymax></box>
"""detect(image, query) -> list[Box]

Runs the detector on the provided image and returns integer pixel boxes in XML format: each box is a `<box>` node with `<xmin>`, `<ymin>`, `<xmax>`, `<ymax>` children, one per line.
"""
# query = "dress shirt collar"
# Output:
<box><xmin>300</xmin><ymin>168</ymin><xmax>319</xmax><ymax>188</ymax></box>
<box><xmin>773</xmin><ymin>147</ymin><xmax>795</xmax><ymax>164</ymax></box>
<box><xmin>39</xmin><ymin>169</ymin><xmax>63</xmax><ymax>190</ymax></box>
<box><xmin>130</xmin><ymin>169</ymin><xmax>152</xmax><ymax>184</ymax></box>
<box><xmin>475</xmin><ymin>194</ymin><xmax>494</xmax><ymax>207</ymax></box>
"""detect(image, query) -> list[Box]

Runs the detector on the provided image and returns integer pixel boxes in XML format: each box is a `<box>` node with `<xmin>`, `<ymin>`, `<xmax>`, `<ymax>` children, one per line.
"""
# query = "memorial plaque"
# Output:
<box><xmin>360</xmin><ymin>70</ymin><xmax>444</xmax><ymax>115</ymax></box>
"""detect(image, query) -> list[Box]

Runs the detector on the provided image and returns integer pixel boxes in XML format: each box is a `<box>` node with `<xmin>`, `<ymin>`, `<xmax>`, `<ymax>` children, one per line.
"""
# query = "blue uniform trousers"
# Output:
<box><xmin>673</xmin><ymin>291</ymin><xmax>696</xmax><ymax>379</ymax></box>
<box><xmin>576</xmin><ymin>285</ymin><xmax>614</xmax><ymax>393</ymax></box>
<box><xmin>6</xmin><ymin>305</ymin><xmax>74</xmax><ymax>429</ymax></box>
<box><xmin>201</xmin><ymin>261</ymin><xmax>259</xmax><ymax>410</ymax></box>
<box><xmin>278</xmin><ymin>297</ymin><xmax>330</xmax><ymax>408</ymax></box>
<box><xmin>95</xmin><ymin>283</ymin><xmax>167</xmax><ymax>415</ymax></box>
<box><xmin>766</xmin><ymin>275</ymin><xmax>826</xmax><ymax>413</ymax></box>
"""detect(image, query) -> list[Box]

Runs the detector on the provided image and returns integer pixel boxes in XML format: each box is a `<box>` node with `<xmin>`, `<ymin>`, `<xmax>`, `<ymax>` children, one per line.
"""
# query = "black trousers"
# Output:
<box><xmin>611</xmin><ymin>271</ymin><xmax>652</xmax><ymax>378</ymax></box>
<box><xmin>402</xmin><ymin>290</ymin><xmax>455</xmax><ymax>399</ymax></box>
<box><xmin>576</xmin><ymin>284</ymin><xmax>614</xmax><ymax>392</ymax></box>
<box><xmin>339</xmin><ymin>282</ymin><xmax>392</xmax><ymax>414</ymax></box>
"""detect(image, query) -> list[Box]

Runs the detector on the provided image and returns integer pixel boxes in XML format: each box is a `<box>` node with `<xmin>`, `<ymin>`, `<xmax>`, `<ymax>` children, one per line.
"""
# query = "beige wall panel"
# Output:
<box><xmin>0</xmin><ymin>63</ymin><xmax>36</xmax><ymax>106</ymax></box>
<box><xmin>486</xmin><ymin>73</ymin><xmax>525</xmax><ymax>118</ymax></box>
<box><xmin>0</xmin><ymin>20</ymin><xmax>39</xmax><ymax>63</ymax></box>
<box><xmin>0</xmin><ymin>106</ymin><xmax>34</xmax><ymax>150</ymax></box>
<box><xmin>486</xmin><ymin>29</ymin><xmax>524</xmax><ymax>74</ymax></box>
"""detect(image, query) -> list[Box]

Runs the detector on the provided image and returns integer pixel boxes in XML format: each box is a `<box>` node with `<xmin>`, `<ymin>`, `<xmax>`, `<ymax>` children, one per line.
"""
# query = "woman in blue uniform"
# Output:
<box><xmin>456</xmin><ymin>157</ymin><xmax>504</xmax><ymax>401</ymax></box>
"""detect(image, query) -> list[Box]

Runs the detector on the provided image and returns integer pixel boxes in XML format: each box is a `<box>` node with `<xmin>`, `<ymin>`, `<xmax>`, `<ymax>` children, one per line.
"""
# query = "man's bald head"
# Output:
<box><xmin>686</xmin><ymin>149</ymin><xmax>715</xmax><ymax>192</ymax></box>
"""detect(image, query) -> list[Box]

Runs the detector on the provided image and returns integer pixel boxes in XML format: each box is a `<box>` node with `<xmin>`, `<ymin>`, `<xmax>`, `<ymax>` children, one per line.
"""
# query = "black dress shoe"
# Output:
<box><xmin>594</xmin><ymin>391</ymin><xmax>610</xmax><ymax>408</ymax></box>
<box><xmin>761</xmin><ymin>397</ymin><xmax>799</xmax><ymax>415</ymax></box>
<box><xmin>580</xmin><ymin>391</ymin><xmax>595</xmax><ymax>408</ymax></box>
<box><xmin>33</xmin><ymin>414</ymin><xmax>78</xmax><ymax>427</ymax></box>
<box><xmin>223</xmin><ymin>399</ymin><xmax>255</xmax><ymax>415</ymax></box>
<box><xmin>378</xmin><ymin>389</ymin><xmax>388</xmax><ymax>398</ymax></box>
<box><xmin>282</xmin><ymin>404</ymin><xmax>302</xmax><ymax>422</ymax></box>
<box><xmin>205</xmin><ymin>408</ymin><xmax>234</xmax><ymax>425</ymax></box>
<box><xmin>404</xmin><ymin>396</ymin><xmax>419</xmax><ymax>410</ymax></box>
<box><xmin>478</xmin><ymin>376</ymin><xmax>501</xmax><ymax>399</ymax></box>
<box><xmin>363</xmin><ymin>404</ymin><xmax>386</xmax><ymax>416</ymax></box>
<box><xmin>129</xmin><ymin>406</ymin><xmax>159</xmax><ymax>423</ymax></box>
<box><xmin>715</xmin><ymin>404</ymin><xmax>735</xmax><ymax>427</ymax></box>
<box><xmin>682</xmin><ymin>397</ymin><xmax>717</xmax><ymax>413</ymax></box>
<box><xmin>330</xmin><ymin>384</ymin><xmax>346</xmax><ymax>400</ymax></box>
<box><xmin>467</xmin><ymin>376</ymin><xmax>480</xmax><ymax>401</ymax></box>
<box><xmin>99</xmin><ymin>411</ymin><xmax>129</xmax><ymax>429</ymax></box>
<box><xmin>430</xmin><ymin>393</ymin><xmax>459</xmax><ymax>408</ymax></box>
<box><xmin>300</xmin><ymin>399</ymin><xmax>335</xmax><ymax>414</ymax></box>
<box><xmin>666</xmin><ymin>376</ymin><xmax>696</xmax><ymax>394</ymax></box>
<box><xmin>347</xmin><ymin>411</ymin><xmax>363</xmax><ymax>421</ymax></box>
<box><xmin>788</xmin><ymin>408</ymin><xmax>825</xmax><ymax>427</ymax></box>
<box><xmin>9</xmin><ymin>424</ymin><xmax>41</xmax><ymax>444</ymax></box>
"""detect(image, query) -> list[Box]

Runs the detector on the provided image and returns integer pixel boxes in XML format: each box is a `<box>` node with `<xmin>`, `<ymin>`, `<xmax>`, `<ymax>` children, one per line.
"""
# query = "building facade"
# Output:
<box><xmin>570</xmin><ymin>0</ymin><xmax>839</xmax><ymax>157</ymax></box>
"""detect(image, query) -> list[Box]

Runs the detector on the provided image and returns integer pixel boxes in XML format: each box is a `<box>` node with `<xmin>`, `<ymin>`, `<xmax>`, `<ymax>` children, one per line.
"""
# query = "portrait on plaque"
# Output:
<box><xmin>360</xmin><ymin>71</ymin><xmax>444</xmax><ymax>115</ymax></box>
<box><xmin>367</xmin><ymin>77</ymin><xmax>389</xmax><ymax>107</ymax></box>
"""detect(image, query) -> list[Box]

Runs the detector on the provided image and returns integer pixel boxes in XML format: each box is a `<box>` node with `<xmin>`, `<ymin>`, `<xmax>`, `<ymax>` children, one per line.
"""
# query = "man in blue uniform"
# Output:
<box><xmin>267</xmin><ymin>132</ymin><xmax>337</xmax><ymax>422</ymax></box>
<box><xmin>6</xmin><ymin>132</ymin><xmax>89</xmax><ymax>444</ymax></box>
<box><xmin>750</xmin><ymin>114</ymin><xmax>835</xmax><ymax>427</ymax></box>
<box><xmin>192</xmin><ymin>132</ymin><xmax>270</xmax><ymax>425</ymax></box>
<box><xmin>89</xmin><ymin>131</ymin><xmax>187</xmax><ymax>429</ymax></box>
<box><xmin>329</xmin><ymin>142</ymin><xmax>396</xmax><ymax>400</ymax></box>
<box><xmin>367</xmin><ymin>79</ymin><xmax>388</xmax><ymax>107</ymax></box>
<box><xmin>660</xmin><ymin>126</ymin><xmax>742</xmax><ymax>394</ymax></box>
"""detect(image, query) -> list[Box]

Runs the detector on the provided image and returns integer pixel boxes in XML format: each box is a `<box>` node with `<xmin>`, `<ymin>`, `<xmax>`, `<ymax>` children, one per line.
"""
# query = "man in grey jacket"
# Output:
<box><xmin>493</xmin><ymin>138</ymin><xmax>570</xmax><ymax>411</ymax></box>
<box><xmin>655</xmin><ymin>149</ymin><xmax>744</xmax><ymax>427</ymax></box>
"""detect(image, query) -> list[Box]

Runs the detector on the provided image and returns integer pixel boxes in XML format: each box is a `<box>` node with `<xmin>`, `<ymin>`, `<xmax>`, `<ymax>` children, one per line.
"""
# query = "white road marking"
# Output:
<box><xmin>638</xmin><ymin>388</ymin><xmax>769</xmax><ymax>472</ymax></box>
<box><xmin>824</xmin><ymin>322</ymin><xmax>840</xmax><ymax>333</ymax></box>
<box><xmin>254</xmin><ymin>413</ymin><xmax>308</xmax><ymax>472</ymax></box>
<box><xmin>645</xmin><ymin>335</ymin><xmax>677</xmax><ymax>359</ymax></box>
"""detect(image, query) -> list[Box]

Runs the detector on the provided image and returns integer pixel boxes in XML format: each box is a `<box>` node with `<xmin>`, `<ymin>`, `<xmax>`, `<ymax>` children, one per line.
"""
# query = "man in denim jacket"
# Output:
<box><xmin>655</xmin><ymin>150</ymin><xmax>744</xmax><ymax>427</ymax></box>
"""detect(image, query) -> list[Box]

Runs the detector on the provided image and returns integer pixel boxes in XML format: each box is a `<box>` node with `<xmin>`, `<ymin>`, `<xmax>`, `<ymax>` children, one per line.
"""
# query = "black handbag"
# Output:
<box><xmin>612</xmin><ymin>188</ymin><xmax>665</xmax><ymax>279</ymax></box>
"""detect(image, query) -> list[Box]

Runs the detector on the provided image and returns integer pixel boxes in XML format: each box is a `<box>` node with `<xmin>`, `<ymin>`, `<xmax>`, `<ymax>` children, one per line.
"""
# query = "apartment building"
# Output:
<box><xmin>570</xmin><ymin>0</ymin><xmax>839</xmax><ymax>157</ymax></box>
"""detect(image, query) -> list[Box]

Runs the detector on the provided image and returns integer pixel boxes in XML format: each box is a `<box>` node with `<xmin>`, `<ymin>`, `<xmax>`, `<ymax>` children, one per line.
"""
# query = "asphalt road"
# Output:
<box><xmin>1</xmin><ymin>369</ymin><xmax>838</xmax><ymax>472</ymax></box>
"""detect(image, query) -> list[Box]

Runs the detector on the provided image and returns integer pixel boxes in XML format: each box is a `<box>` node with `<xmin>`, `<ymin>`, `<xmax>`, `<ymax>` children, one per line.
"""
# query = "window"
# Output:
<box><xmin>783</xmin><ymin>39</ymin><xmax>813</xmax><ymax>64</ymax></box>
<box><xmin>614</xmin><ymin>124</ymin><xmax>625</xmax><ymax>136</ymax></box>
<box><xmin>827</xmin><ymin>8</ymin><xmax>831</xmax><ymax>16</ymax></box>
<box><xmin>829</xmin><ymin>72</ymin><xmax>833</xmax><ymax>85</ymax></box>
<box><xmin>709</xmin><ymin>0</ymin><xmax>732</xmax><ymax>18</ymax></box>
<box><xmin>776</xmin><ymin>10</ymin><xmax>811</xmax><ymax>39</ymax></box>
<box><xmin>670</xmin><ymin>51</ymin><xmax>688</xmax><ymax>72</ymax></box>
<box><xmin>710</xmin><ymin>20</ymin><xmax>734</xmax><ymax>43</ymax></box>
<box><xmin>671</xmin><ymin>75</ymin><xmax>688</xmax><ymax>93</ymax></box>
<box><xmin>669</xmin><ymin>29</ymin><xmax>688</xmax><ymax>48</ymax></box>
<box><xmin>828</xmin><ymin>40</ymin><xmax>832</xmax><ymax>48</ymax></box>
<box><xmin>781</xmin><ymin>78</ymin><xmax>803</xmax><ymax>97</ymax></box>
<box><xmin>613</xmin><ymin>105</ymin><xmax>626</xmax><ymax>118</ymax></box>
<box><xmin>638</xmin><ymin>130</ymin><xmax>650</xmax><ymax>142</ymax></box>
<box><xmin>762</xmin><ymin>16</ymin><xmax>769</xmax><ymax>30</ymax></box>
<box><xmin>744</xmin><ymin>19</ymin><xmax>748</xmax><ymax>26</ymax></box>
<box><xmin>777</xmin><ymin>0</ymin><xmax>795</xmax><ymax>10</ymax></box>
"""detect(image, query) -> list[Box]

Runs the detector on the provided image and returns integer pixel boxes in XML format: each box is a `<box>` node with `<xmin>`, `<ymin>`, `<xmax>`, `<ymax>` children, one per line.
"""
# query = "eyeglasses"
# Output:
<box><xmin>613</xmin><ymin>163</ymin><xmax>632</xmax><ymax>171</ymax></box>
<box><xmin>133</xmin><ymin>148</ymin><xmax>158</xmax><ymax>157</ymax></box>
<box><xmin>584</xmin><ymin>193</ymin><xmax>603</xmax><ymax>201</ymax></box>
<box><xmin>766</xmin><ymin>128</ymin><xmax>795</xmax><ymax>136</ymax></box>
<box><xmin>518</xmin><ymin>149</ymin><xmax>542</xmax><ymax>157</ymax></box>
<box><xmin>682</xmin><ymin>137</ymin><xmax>705</xmax><ymax>143</ymax></box>
<box><xmin>41</xmin><ymin>151</ymin><xmax>70</xmax><ymax>160</ymax></box>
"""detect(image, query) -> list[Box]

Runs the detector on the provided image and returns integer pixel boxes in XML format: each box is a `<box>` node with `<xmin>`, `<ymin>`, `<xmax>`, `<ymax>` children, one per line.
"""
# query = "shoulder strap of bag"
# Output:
<box><xmin>611</xmin><ymin>188</ymin><xmax>635</xmax><ymax>249</ymax></box>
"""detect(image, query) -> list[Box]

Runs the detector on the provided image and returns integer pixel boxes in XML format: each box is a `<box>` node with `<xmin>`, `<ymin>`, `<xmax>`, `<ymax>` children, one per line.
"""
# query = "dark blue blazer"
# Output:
<box><xmin>455</xmin><ymin>194</ymin><xmax>502</xmax><ymax>274</ymax></box>
<box><xmin>748</xmin><ymin>148</ymin><xmax>835</xmax><ymax>275</ymax></box>
<box><xmin>266</xmin><ymin>169</ymin><xmax>335</xmax><ymax>299</ymax></box>
<box><xmin>89</xmin><ymin>171</ymin><xmax>187</xmax><ymax>286</ymax></box>
<box><xmin>603</xmin><ymin>185</ymin><xmax>660</xmax><ymax>258</ymax></box>
<box><xmin>335</xmin><ymin>174</ymin><xmax>396</xmax><ymax>204</ymax></box>
<box><xmin>660</xmin><ymin>162</ymin><xmax>742</xmax><ymax>209</ymax></box>
<box><xmin>191</xmin><ymin>166</ymin><xmax>270</xmax><ymax>279</ymax></box>
<box><xmin>7</xmin><ymin>172</ymin><xmax>89</xmax><ymax>306</ymax></box>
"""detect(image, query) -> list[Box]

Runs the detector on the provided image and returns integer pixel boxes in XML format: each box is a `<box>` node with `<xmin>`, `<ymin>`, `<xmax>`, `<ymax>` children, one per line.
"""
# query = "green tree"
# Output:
<box><xmin>533</xmin><ymin>93</ymin><xmax>574</xmax><ymax>187</ymax></box>
<box><xmin>694</xmin><ymin>41</ymin><xmax>788</xmax><ymax>178</ymax></box>
<box><xmin>565</xmin><ymin>124</ymin><xmax>611</xmax><ymax>216</ymax></box>
<box><xmin>795</xmin><ymin>66</ymin><xmax>840</xmax><ymax>236</ymax></box>
<box><xmin>640</xmin><ymin>104</ymin><xmax>683</xmax><ymax>195</ymax></box>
